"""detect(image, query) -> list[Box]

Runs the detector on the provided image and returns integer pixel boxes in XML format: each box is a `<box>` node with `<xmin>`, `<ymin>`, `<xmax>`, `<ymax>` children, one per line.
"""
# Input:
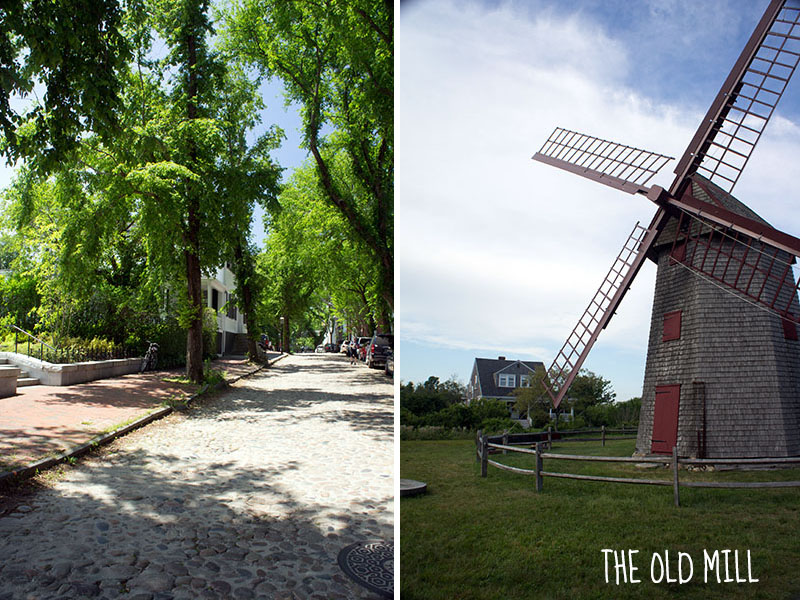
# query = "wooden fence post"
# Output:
<box><xmin>476</xmin><ymin>429</ymin><xmax>482</xmax><ymax>463</ymax></box>
<box><xmin>672</xmin><ymin>446</ymin><xmax>680</xmax><ymax>507</ymax></box>
<box><xmin>481</xmin><ymin>434</ymin><xmax>488</xmax><ymax>478</ymax></box>
<box><xmin>602</xmin><ymin>425</ymin><xmax>606</xmax><ymax>447</ymax></box>
<box><xmin>535</xmin><ymin>442</ymin><xmax>543</xmax><ymax>492</ymax></box>
<box><xmin>502</xmin><ymin>430</ymin><xmax>508</xmax><ymax>454</ymax></box>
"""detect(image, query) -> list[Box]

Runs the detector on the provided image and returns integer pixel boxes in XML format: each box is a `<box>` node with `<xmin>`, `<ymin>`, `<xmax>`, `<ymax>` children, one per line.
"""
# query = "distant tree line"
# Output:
<box><xmin>401</xmin><ymin>369</ymin><xmax>641</xmax><ymax>437</ymax></box>
<box><xmin>401</xmin><ymin>377</ymin><xmax>512</xmax><ymax>434</ymax></box>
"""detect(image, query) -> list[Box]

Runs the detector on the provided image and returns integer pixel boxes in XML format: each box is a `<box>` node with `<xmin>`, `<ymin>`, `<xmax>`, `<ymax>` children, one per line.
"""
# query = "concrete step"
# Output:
<box><xmin>17</xmin><ymin>377</ymin><xmax>40</xmax><ymax>387</ymax></box>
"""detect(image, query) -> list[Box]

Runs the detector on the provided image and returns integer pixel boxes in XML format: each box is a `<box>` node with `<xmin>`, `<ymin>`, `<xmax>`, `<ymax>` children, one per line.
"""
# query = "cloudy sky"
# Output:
<box><xmin>397</xmin><ymin>0</ymin><xmax>800</xmax><ymax>401</ymax></box>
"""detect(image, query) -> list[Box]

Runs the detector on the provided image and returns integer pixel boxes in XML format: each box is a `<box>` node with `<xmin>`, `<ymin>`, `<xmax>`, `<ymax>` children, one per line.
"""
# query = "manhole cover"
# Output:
<box><xmin>337</xmin><ymin>540</ymin><xmax>393</xmax><ymax>599</ymax></box>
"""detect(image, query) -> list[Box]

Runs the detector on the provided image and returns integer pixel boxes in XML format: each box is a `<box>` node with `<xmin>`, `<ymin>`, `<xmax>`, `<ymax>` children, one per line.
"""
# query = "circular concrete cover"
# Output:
<box><xmin>400</xmin><ymin>478</ymin><xmax>427</xmax><ymax>497</ymax></box>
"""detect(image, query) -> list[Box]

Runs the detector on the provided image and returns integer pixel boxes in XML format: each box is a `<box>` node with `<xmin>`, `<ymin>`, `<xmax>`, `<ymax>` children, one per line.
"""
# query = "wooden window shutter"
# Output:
<box><xmin>662</xmin><ymin>310</ymin><xmax>682</xmax><ymax>342</ymax></box>
<box><xmin>670</xmin><ymin>241</ymin><xmax>687</xmax><ymax>263</ymax></box>
<box><xmin>782</xmin><ymin>315</ymin><xmax>798</xmax><ymax>341</ymax></box>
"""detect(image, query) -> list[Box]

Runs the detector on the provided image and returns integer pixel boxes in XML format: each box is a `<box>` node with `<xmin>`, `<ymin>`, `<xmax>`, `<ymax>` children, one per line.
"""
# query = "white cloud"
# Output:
<box><xmin>398</xmin><ymin>0</ymin><xmax>800</xmax><ymax>399</ymax></box>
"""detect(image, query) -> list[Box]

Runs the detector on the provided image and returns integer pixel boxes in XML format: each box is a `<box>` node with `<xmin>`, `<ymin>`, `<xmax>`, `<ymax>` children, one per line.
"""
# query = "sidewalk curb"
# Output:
<box><xmin>222</xmin><ymin>353</ymin><xmax>287</xmax><ymax>386</ymax></box>
<box><xmin>0</xmin><ymin>355</ymin><xmax>288</xmax><ymax>487</ymax></box>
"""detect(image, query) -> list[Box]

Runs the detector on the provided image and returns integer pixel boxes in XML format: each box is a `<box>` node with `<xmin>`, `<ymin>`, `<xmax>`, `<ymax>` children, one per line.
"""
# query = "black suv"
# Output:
<box><xmin>366</xmin><ymin>334</ymin><xmax>394</xmax><ymax>369</ymax></box>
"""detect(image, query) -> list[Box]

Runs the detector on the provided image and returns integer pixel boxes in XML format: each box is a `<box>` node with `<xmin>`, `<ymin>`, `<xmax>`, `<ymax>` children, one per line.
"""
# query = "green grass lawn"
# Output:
<box><xmin>401</xmin><ymin>439</ymin><xmax>800</xmax><ymax>599</ymax></box>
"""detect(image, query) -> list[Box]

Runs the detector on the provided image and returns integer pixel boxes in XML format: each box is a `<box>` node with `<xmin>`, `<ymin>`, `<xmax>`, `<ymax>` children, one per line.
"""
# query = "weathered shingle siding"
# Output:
<box><xmin>638</xmin><ymin>237</ymin><xmax>800</xmax><ymax>458</ymax></box>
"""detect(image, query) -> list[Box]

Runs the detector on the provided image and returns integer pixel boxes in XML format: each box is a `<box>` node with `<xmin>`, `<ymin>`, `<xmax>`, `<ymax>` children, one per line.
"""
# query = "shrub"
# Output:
<box><xmin>555</xmin><ymin>416</ymin><xmax>588</xmax><ymax>431</ymax></box>
<box><xmin>479</xmin><ymin>418</ymin><xmax>525</xmax><ymax>435</ymax></box>
<box><xmin>400</xmin><ymin>407</ymin><xmax>419</xmax><ymax>428</ymax></box>
<box><xmin>400</xmin><ymin>426</ymin><xmax>474</xmax><ymax>441</ymax></box>
<box><xmin>202</xmin><ymin>308</ymin><xmax>218</xmax><ymax>359</ymax></box>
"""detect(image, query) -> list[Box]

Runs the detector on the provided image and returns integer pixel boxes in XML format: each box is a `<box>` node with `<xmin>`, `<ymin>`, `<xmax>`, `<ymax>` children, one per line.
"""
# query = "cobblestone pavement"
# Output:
<box><xmin>0</xmin><ymin>353</ymin><xmax>394</xmax><ymax>599</ymax></box>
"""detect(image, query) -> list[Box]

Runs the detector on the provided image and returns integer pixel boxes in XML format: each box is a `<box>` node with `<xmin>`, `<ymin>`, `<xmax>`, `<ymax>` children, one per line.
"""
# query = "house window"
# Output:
<box><xmin>498</xmin><ymin>373</ymin><xmax>516</xmax><ymax>388</ymax></box>
<box><xmin>520</xmin><ymin>375</ymin><xmax>531</xmax><ymax>387</ymax></box>
<box><xmin>662</xmin><ymin>310</ymin><xmax>682</xmax><ymax>342</ymax></box>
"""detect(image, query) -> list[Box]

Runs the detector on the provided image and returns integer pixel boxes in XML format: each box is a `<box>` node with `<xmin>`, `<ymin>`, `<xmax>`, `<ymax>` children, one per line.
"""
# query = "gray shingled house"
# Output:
<box><xmin>638</xmin><ymin>174</ymin><xmax>800</xmax><ymax>458</ymax></box>
<box><xmin>467</xmin><ymin>357</ymin><xmax>545</xmax><ymax>418</ymax></box>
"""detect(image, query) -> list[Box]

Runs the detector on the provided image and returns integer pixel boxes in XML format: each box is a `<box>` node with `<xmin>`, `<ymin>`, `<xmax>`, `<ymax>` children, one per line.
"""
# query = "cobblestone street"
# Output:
<box><xmin>0</xmin><ymin>353</ymin><xmax>394</xmax><ymax>599</ymax></box>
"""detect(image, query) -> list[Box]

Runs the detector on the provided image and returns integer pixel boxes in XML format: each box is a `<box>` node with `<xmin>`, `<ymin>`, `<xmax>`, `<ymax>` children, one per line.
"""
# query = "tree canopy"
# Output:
<box><xmin>221</xmin><ymin>0</ymin><xmax>393</xmax><ymax>326</ymax></box>
<box><xmin>0</xmin><ymin>0</ymin><xmax>393</xmax><ymax>374</ymax></box>
<box><xmin>0</xmin><ymin>0</ymin><xmax>132</xmax><ymax>169</ymax></box>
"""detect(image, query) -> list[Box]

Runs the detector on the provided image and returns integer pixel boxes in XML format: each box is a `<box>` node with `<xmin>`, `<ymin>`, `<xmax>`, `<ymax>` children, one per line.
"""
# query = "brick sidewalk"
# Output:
<box><xmin>0</xmin><ymin>356</ymin><xmax>274</xmax><ymax>472</ymax></box>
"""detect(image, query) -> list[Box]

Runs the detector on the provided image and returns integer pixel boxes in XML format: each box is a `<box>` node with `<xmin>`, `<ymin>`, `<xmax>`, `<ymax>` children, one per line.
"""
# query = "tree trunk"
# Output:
<box><xmin>282</xmin><ymin>314</ymin><xmax>290</xmax><ymax>353</ymax></box>
<box><xmin>184</xmin><ymin>27</ymin><xmax>204</xmax><ymax>384</ymax></box>
<box><xmin>185</xmin><ymin>247</ymin><xmax>204</xmax><ymax>383</ymax></box>
<box><xmin>233</xmin><ymin>242</ymin><xmax>262</xmax><ymax>363</ymax></box>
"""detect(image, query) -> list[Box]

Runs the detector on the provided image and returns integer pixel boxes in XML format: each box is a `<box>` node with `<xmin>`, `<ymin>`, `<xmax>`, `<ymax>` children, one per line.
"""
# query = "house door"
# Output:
<box><xmin>651</xmin><ymin>384</ymin><xmax>680</xmax><ymax>454</ymax></box>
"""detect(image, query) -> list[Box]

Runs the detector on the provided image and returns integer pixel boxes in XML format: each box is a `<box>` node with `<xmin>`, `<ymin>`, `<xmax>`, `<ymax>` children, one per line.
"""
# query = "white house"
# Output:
<box><xmin>201</xmin><ymin>263</ymin><xmax>248</xmax><ymax>355</ymax></box>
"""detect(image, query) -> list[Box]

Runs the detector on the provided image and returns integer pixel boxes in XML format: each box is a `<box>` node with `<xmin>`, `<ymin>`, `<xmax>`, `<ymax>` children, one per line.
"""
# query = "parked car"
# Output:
<box><xmin>384</xmin><ymin>348</ymin><xmax>393</xmax><ymax>377</ymax></box>
<box><xmin>340</xmin><ymin>340</ymin><xmax>350</xmax><ymax>354</ymax></box>
<box><xmin>366</xmin><ymin>333</ymin><xmax>393</xmax><ymax>369</ymax></box>
<box><xmin>315</xmin><ymin>345</ymin><xmax>325</xmax><ymax>353</ymax></box>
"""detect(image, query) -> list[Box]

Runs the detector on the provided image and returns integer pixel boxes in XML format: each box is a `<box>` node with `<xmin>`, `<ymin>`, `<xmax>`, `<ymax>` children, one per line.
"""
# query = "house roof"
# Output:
<box><xmin>473</xmin><ymin>357</ymin><xmax>545</xmax><ymax>399</ymax></box>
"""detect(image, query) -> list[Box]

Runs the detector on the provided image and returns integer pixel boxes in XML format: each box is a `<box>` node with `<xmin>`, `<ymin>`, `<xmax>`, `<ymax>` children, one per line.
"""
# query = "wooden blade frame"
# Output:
<box><xmin>672</xmin><ymin>0</ymin><xmax>800</xmax><ymax>196</ymax></box>
<box><xmin>543</xmin><ymin>216</ymin><xmax>668</xmax><ymax>408</ymax></box>
<box><xmin>666</xmin><ymin>209</ymin><xmax>800</xmax><ymax>323</ymax></box>
<box><xmin>533</xmin><ymin>127</ymin><xmax>673</xmax><ymax>196</ymax></box>
<box><xmin>535</xmin><ymin>1</ymin><xmax>800</xmax><ymax>407</ymax></box>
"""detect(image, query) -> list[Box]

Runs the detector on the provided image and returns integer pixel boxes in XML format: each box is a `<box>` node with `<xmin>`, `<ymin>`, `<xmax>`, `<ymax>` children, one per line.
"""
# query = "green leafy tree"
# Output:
<box><xmin>400</xmin><ymin>376</ymin><xmax>465</xmax><ymax>418</ymax></box>
<box><xmin>567</xmin><ymin>369</ymin><xmax>616</xmax><ymax>414</ymax></box>
<box><xmin>213</xmin><ymin>65</ymin><xmax>282</xmax><ymax>361</ymax></box>
<box><xmin>0</xmin><ymin>0</ymin><xmax>132</xmax><ymax>169</ymax></box>
<box><xmin>512</xmin><ymin>367</ymin><xmax>551</xmax><ymax>428</ymax></box>
<box><xmin>221</xmin><ymin>0</ymin><xmax>393</xmax><ymax>324</ymax></box>
<box><xmin>259</xmin><ymin>187</ymin><xmax>319</xmax><ymax>352</ymax></box>
<box><xmin>2</xmin><ymin>2</ymin><xmax>280</xmax><ymax>381</ymax></box>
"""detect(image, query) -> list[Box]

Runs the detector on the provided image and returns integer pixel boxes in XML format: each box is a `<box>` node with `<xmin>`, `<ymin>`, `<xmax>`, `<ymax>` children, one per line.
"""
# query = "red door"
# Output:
<box><xmin>651</xmin><ymin>384</ymin><xmax>681</xmax><ymax>454</ymax></box>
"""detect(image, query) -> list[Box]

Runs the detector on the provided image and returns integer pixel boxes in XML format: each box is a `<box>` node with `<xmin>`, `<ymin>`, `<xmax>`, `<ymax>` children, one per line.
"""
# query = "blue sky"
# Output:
<box><xmin>397</xmin><ymin>0</ymin><xmax>800</xmax><ymax>400</ymax></box>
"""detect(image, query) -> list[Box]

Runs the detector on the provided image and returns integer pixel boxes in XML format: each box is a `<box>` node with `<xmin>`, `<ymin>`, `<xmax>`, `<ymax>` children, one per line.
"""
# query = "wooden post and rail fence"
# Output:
<box><xmin>475</xmin><ymin>429</ymin><xmax>800</xmax><ymax>507</ymax></box>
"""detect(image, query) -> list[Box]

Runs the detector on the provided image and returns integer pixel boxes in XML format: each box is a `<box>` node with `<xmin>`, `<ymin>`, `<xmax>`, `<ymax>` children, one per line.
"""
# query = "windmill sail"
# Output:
<box><xmin>672</xmin><ymin>0</ymin><xmax>800</xmax><ymax>196</ymax></box>
<box><xmin>533</xmin><ymin>127</ymin><xmax>673</xmax><ymax>195</ymax></box>
<box><xmin>667</xmin><ymin>211</ymin><xmax>800</xmax><ymax>322</ymax></box>
<box><xmin>661</xmin><ymin>176</ymin><xmax>800</xmax><ymax>324</ymax></box>
<box><xmin>543</xmin><ymin>217</ymin><xmax>667</xmax><ymax>408</ymax></box>
<box><xmin>534</xmin><ymin>1</ymin><xmax>800</xmax><ymax>412</ymax></box>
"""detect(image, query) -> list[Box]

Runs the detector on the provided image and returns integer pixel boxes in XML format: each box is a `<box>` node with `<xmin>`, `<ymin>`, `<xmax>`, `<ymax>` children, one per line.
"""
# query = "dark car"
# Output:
<box><xmin>366</xmin><ymin>333</ymin><xmax>394</xmax><ymax>369</ymax></box>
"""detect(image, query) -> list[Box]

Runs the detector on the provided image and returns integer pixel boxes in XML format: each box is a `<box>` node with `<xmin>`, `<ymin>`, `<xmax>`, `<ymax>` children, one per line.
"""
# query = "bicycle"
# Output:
<box><xmin>140</xmin><ymin>341</ymin><xmax>159</xmax><ymax>373</ymax></box>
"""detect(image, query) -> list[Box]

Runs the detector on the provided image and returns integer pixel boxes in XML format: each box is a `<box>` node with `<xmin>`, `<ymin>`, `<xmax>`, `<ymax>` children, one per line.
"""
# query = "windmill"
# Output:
<box><xmin>533</xmin><ymin>0</ymin><xmax>800</xmax><ymax>458</ymax></box>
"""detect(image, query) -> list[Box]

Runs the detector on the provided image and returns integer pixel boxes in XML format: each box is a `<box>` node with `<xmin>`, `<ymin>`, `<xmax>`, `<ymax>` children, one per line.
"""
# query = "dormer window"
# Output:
<box><xmin>498</xmin><ymin>373</ymin><xmax>516</xmax><ymax>388</ymax></box>
<box><xmin>520</xmin><ymin>375</ymin><xmax>531</xmax><ymax>387</ymax></box>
